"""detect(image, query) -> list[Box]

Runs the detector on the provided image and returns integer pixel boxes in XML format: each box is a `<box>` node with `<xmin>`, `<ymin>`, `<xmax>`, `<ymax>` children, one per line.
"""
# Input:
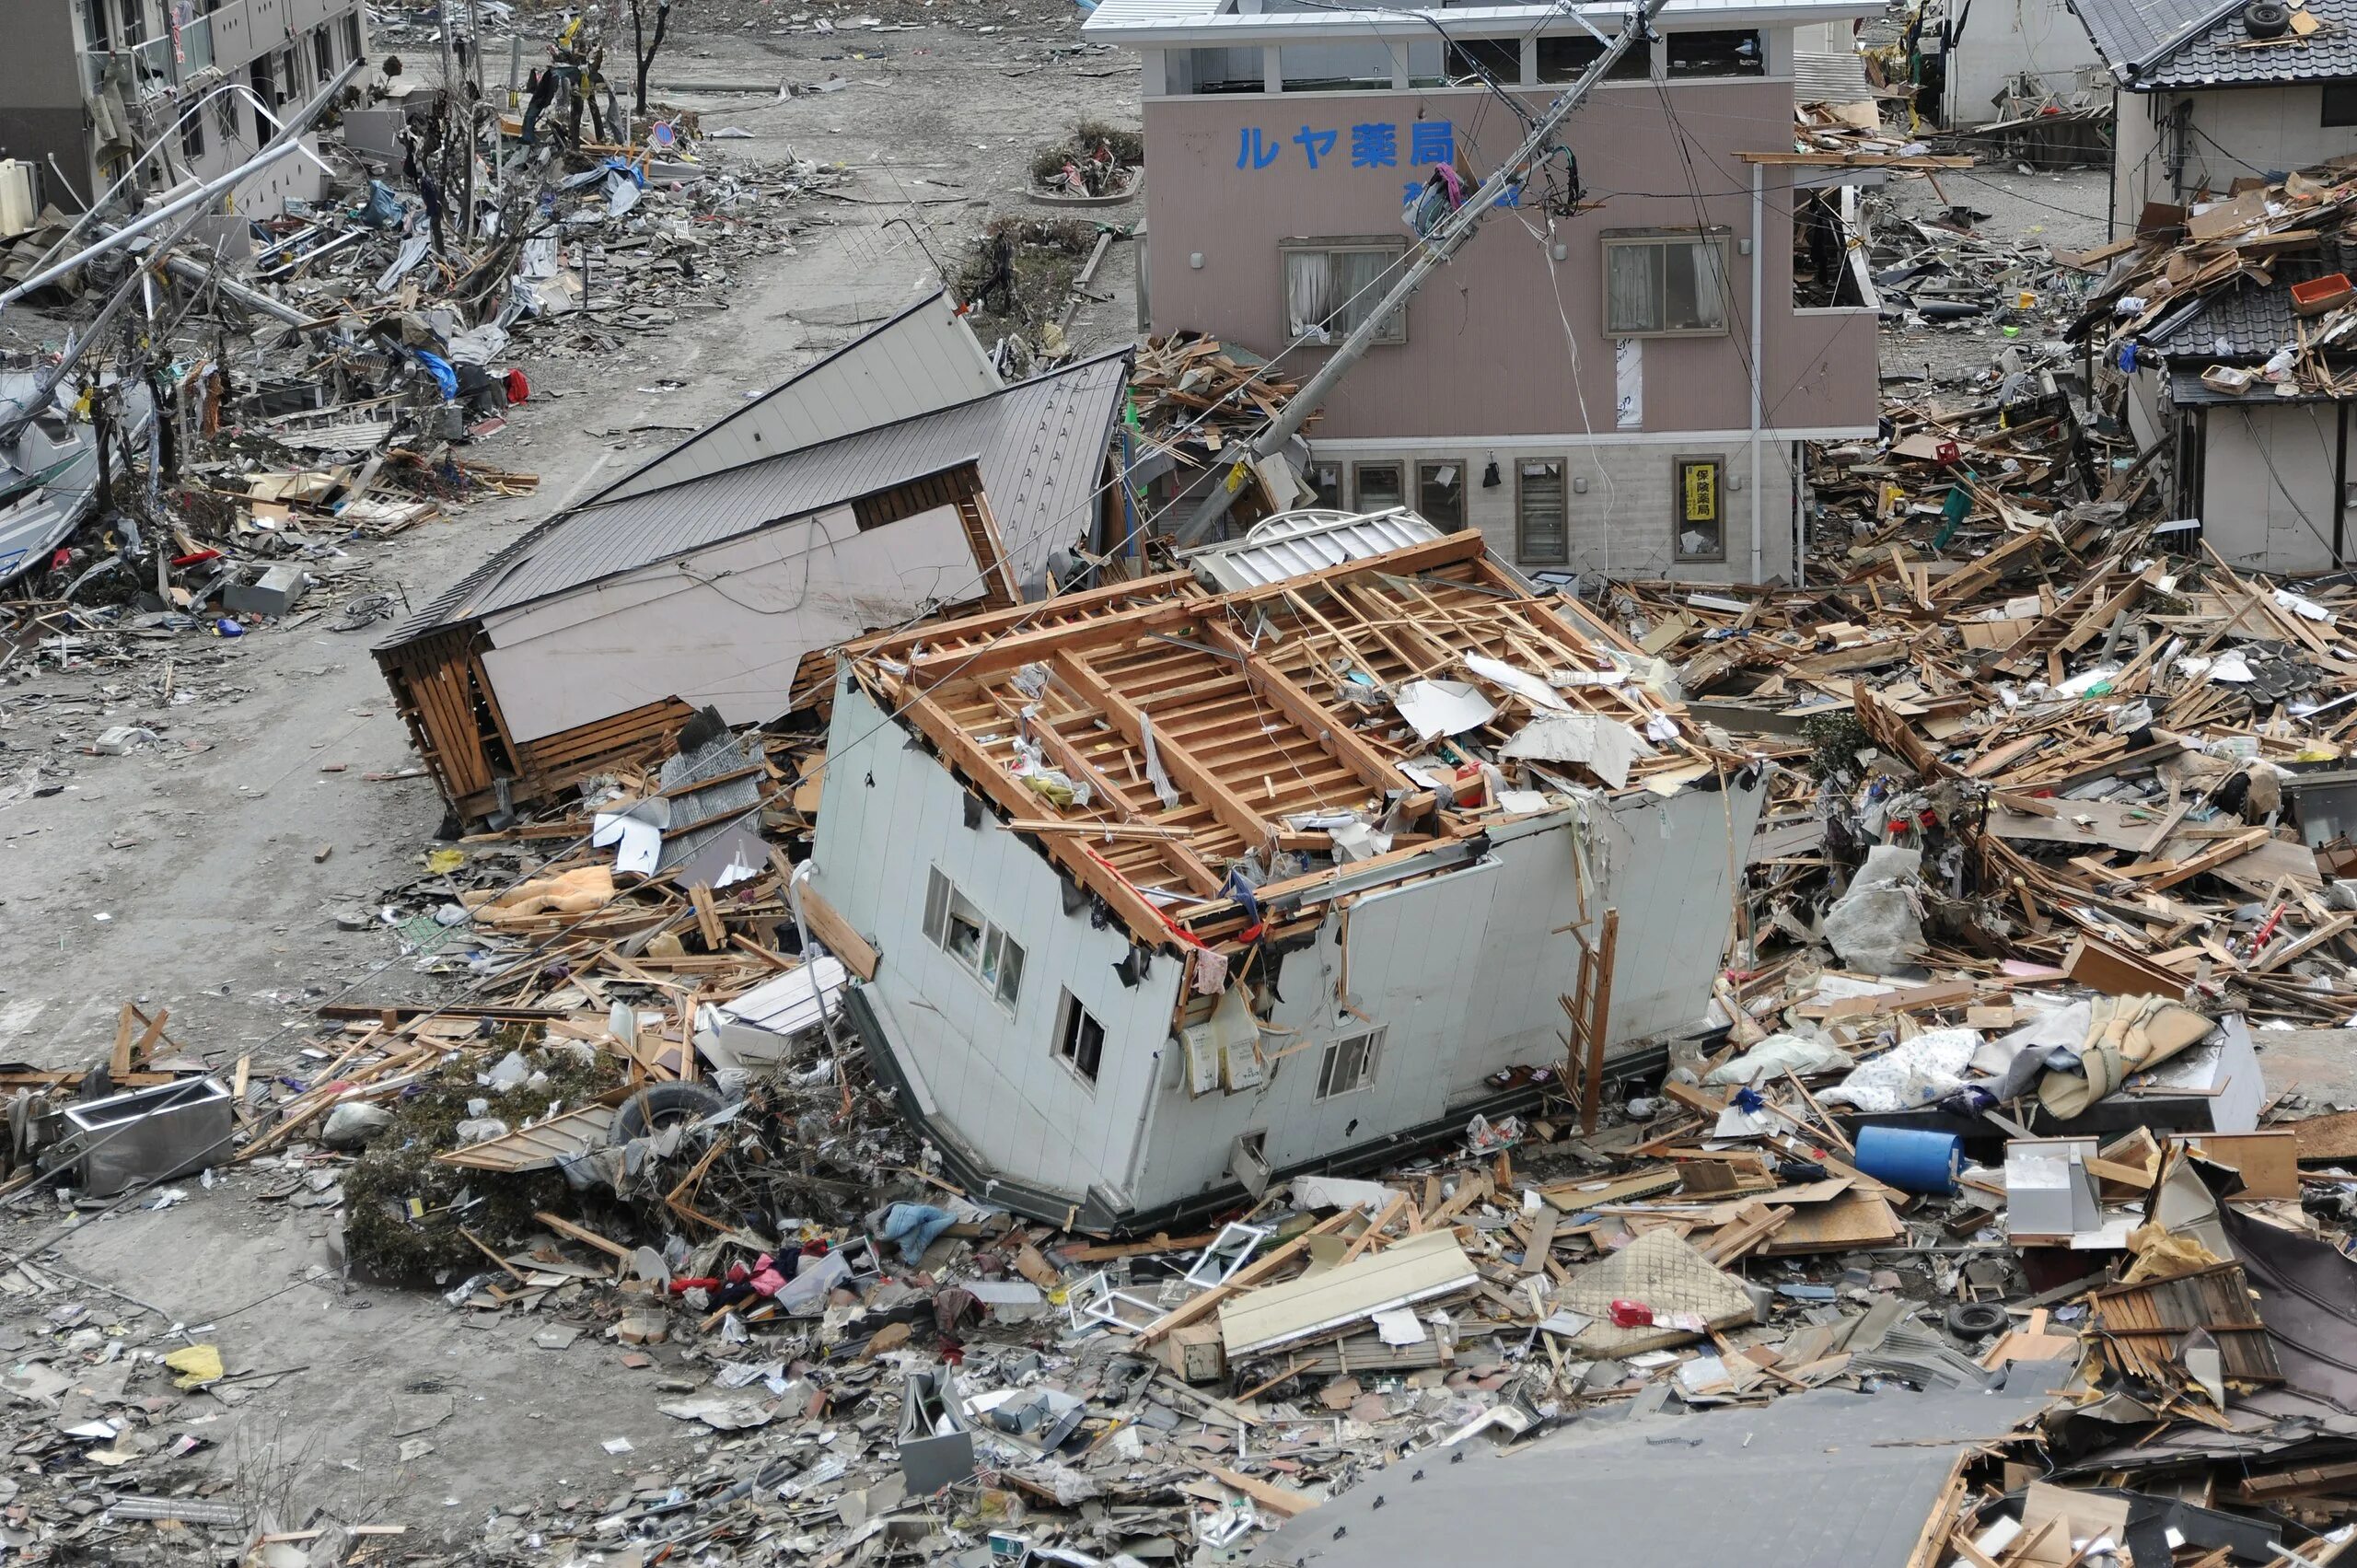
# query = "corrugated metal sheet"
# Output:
<box><xmin>1793</xmin><ymin>48</ymin><xmax>1874</xmax><ymax>102</ymax></box>
<box><xmin>598</xmin><ymin>290</ymin><xmax>1002</xmax><ymax>505</ymax></box>
<box><xmin>1183</xmin><ymin>506</ymin><xmax>1446</xmax><ymax>590</ymax></box>
<box><xmin>381</xmin><ymin>351</ymin><xmax>1130</xmax><ymax>646</ymax></box>
<box><xmin>1217</xmin><ymin>1229</ymin><xmax>1477</xmax><ymax>1356</ymax></box>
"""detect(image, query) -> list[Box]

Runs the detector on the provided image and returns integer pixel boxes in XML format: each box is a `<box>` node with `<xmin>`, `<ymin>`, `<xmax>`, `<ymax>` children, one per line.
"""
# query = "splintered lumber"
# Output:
<box><xmin>1135</xmin><ymin>1210</ymin><xmax>1358</xmax><ymax>1346</ymax></box>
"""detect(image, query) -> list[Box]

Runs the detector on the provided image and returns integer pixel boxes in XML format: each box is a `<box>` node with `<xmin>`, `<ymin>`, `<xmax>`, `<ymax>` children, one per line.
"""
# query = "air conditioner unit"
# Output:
<box><xmin>0</xmin><ymin>161</ymin><xmax>37</xmax><ymax>240</ymax></box>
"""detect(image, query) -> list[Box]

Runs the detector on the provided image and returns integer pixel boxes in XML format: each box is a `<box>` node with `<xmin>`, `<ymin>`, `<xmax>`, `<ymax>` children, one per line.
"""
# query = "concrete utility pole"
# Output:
<box><xmin>1175</xmin><ymin>0</ymin><xmax>1672</xmax><ymax>546</ymax></box>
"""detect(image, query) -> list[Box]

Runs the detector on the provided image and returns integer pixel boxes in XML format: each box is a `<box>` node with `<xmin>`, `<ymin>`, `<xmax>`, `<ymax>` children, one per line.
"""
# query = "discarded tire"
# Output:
<box><xmin>2245</xmin><ymin>0</ymin><xmax>2291</xmax><ymax>36</ymax></box>
<box><xmin>608</xmin><ymin>1082</ymin><xmax>726</xmax><ymax>1144</ymax></box>
<box><xmin>1945</xmin><ymin>1301</ymin><xmax>2009</xmax><ymax>1340</ymax></box>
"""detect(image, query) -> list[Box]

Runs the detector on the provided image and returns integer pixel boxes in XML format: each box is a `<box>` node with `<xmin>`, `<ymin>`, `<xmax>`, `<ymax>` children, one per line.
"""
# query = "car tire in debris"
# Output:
<box><xmin>1945</xmin><ymin>1301</ymin><xmax>2010</xmax><ymax>1340</ymax></box>
<box><xmin>608</xmin><ymin>1082</ymin><xmax>726</xmax><ymax>1144</ymax></box>
<box><xmin>2244</xmin><ymin>1</ymin><xmax>2292</xmax><ymax>37</ymax></box>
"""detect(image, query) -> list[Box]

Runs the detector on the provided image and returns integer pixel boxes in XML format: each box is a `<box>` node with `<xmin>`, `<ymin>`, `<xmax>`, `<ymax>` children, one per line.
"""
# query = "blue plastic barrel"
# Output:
<box><xmin>1852</xmin><ymin>1125</ymin><xmax>1961</xmax><ymax>1195</ymax></box>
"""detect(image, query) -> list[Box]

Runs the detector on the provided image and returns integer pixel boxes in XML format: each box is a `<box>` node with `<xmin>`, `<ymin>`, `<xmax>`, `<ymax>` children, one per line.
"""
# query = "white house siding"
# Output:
<box><xmin>810</xmin><ymin>682</ymin><xmax>1182</xmax><ymax>1212</ymax></box>
<box><xmin>2113</xmin><ymin>87</ymin><xmax>2357</xmax><ymax>235</ymax></box>
<box><xmin>1126</xmin><ymin>782</ymin><xmax>1765</xmax><ymax>1214</ymax></box>
<box><xmin>478</xmin><ymin>502</ymin><xmax>974</xmax><ymax>742</ymax></box>
<box><xmin>2197</xmin><ymin>399</ymin><xmax>2346</xmax><ymax>573</ymax></box>
<box><xmin>1946</xmin><ymin>0</ymin><xmax>2103</xmax><ymax>127</ymax></box>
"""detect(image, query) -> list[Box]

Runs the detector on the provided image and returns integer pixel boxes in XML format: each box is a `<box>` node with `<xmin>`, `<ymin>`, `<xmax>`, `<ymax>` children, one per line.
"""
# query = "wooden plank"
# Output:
<box><xmin>796</xmin><ymin>877</ymin><xmax>881</xmax><ymax>981</ymax></box>
<box><xmin>533</xmin><ymin>1209</ymin><xmax>633</xmax><ymax>1262</ymax></box>
<box><xmin>1053</xmin><ymin>647</ymin><xmax>1279</xmax><ymax>849</ymax></box>
<box><xmin>1135</xmin><ymin>1211</ymin><xmax>1358</xmax><ymax>1346</ymax></box>
<box><xmin>1195</xmin><ymin>1462</ymin><xmax>1320</xmax><ymax>1517</ymax></box>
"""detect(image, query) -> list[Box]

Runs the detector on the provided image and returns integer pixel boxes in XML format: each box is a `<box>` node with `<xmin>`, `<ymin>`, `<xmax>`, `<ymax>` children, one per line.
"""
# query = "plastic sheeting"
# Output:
<box><xmin>1821</xmin><ymin>844</ymin><xmax>1923</xmax><ymax>974</ymax></box>
<box><xmin>1819</xmin><ymin>1027</ymin><xmax>1981</xmax><ymax>1113</ymax></box>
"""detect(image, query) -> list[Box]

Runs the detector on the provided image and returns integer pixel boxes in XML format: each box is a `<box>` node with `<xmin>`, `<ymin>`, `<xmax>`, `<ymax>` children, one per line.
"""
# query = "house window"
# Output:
<box><xmin>1354</xmin><ymin>461</ymin><xmax>1404</xmax><ymax>512</ymax></box>
<box><xmin>1281</xmin><ymin>239</ymin><xmax>1407</xmax><ymax>345</ymax></box>
<box><xmin>1315</xmin><ymin>1028</ymin><xmax>1384</xmax><ymax>1099</ymax></box>
<box><xmin>1054</xmin><ymin>991</ymin><xmax>1106</xmax><ymax>1083</ymax></box>
<box><xmin>2327</xmin><ymin>83</ymin><xmax>2357</xmax><ymax>127</ymax></box>
<box><xmin>313</xmin><ymin>24</ymin><xmax>333</xmax><ymax>82</ymax></box>
<box><xmin>1306</xmin><ymin>460</ymin><xmax>1342</xmax><ymax>509</ymax></box>
<box><xmin>923</xmin><ymin>865</ymin><xmax>1024</xmax><ymax>1010</ymax></box>
<box><xmin>180</xmin><ymin>109</ymin><xmax>203</xmax><ymax>161</ymax></box>
<box><xmin>923</xmin><ymin>867</ymin><xmax>951</xmax><ymax>946</ymax></box>
<box><xmin>342</xmin><ymin>12</ymin><xmax>364</xmax><ymax>64</ymax></box>
<box><xmin>1666</xmin><ymin>29</ymin><xmax>1764</xmax><ymax>77</ymax></box>
<box><xmin>1538</xmin><ymin>33</ymin><xmax>1650</xmax><ymax>82</ymax></box>
<box><xmin>1516</xmin><ymin>459</ymin><xmax>1567</xmax><ymax>563</ymax></box>
<box><xmin>1603</xmin><ymin>229</ymin><xmax>1731</xmax><ymax>338</ymax></box>
<box><xmin>1417</xmin><ymin>460</ymin><xmax>1465</xmax><ymax>530</ymax></box>
<box><xmin>1674</xmin><ymin>455</ymin><xmax>1726</xmax><ymax>563</ymax></box>
<box><xmin>1447</xmin><ymin>37</ymin><xmax>1523</xmax><ymax>87</ymax></box>
<box><xmin>981</xmin><ymin>926</ymin><xmax>1026</xmax><ymax>1009</ymax></box>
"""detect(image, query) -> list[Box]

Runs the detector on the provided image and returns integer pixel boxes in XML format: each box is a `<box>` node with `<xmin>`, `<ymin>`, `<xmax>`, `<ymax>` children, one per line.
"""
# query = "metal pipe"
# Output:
<box><xmin>1174</xmin><ymin>0</ymin><xmax>1667</xmax><ymax>546</ymax></box>
<box><xmin>1748</xmin><ymin>160</ymin><xmax>1765</xmax><ymax>584</ymax></box>
<box><xmin>786</xmin><ymin>860</ymin><xmax>848</xmax><ymax>1057</ymax></box>
<box><xmin>1</xmin><ymin>60</ymin><xmax>360</xmax><ymax>308</ymax></box>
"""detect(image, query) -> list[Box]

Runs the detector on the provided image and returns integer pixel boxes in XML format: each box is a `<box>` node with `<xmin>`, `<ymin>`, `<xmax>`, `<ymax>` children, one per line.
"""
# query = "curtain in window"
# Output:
<box><xmin>1333</xmin><ymin>249</ymin><xmax>1394</xmax><ymax>334</ymax></box>
<box><xmin>1608</xmin><ymin>246</ymin><xmax>1657</xmax><ymax>335</ymax></box>
<box><xmin>1286</xmin><ymin>251</ymin><xmax>1335</xmax><ymax>340</ymax></box>
<box><xmin>1666</xmin><ymin>242</ymin><xmax>1728</xmax><ymax>331</ymax></box>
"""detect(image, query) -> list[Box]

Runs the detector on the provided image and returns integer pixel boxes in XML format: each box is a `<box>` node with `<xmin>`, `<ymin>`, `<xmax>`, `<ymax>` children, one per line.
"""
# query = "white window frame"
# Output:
<box><xmin>1601</xmin><ymin>227</ymin><xmax>1733</xmax><ymax>340</ymax></box>
<box><xmin>922</xmin><ymin>865</ymin><xmax>1024</xmax><ymax>1013</ymax></box>
<box><xmin>1315</xmin><ymin>1028</ymin><xmax>1385</xmax><ymax>1100</ymax></box>
<box><xmin>1054</xmin><ymin>990</ymin><xmax>1107</xmax><ymax>1086</ymax></box>
<box><xmin>1279</xmin><ymin>238</ymin><xmax>1409</xmax><ymax>346</ymax></box>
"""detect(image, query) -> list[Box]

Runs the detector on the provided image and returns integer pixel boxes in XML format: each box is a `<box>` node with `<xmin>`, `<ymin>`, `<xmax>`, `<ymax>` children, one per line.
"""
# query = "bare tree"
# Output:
<box><xmin>631</xmin><ymin>0</ymin><xmax>674</xmax><ymax>116</ymax></box>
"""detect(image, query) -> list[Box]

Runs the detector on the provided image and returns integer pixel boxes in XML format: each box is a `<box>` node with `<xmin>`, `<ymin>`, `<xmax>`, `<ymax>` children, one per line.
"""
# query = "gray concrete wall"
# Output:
<box><xmin>0</xmin><ymin>4</ymin><xmax>87</xmax><ymax>209</ymax></box>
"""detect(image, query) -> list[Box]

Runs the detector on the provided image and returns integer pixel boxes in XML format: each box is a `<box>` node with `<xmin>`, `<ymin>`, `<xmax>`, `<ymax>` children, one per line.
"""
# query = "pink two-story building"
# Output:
<box><xmin>1084</xmin><ymin>0</ymin><xmax>1885</xmax><ymax>581</ymax></box>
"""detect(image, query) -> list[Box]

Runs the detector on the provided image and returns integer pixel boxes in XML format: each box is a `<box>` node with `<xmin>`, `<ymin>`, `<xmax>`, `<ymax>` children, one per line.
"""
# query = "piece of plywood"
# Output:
<box><xmin>2178</xmin><ymin>1131</ymin><xmax>2300</xmax><ymax>1200</ymax></box>
<box><xmin>1757</xmin><ymin>1192</ymin><xmax>1905</xmax><ymax>1255</ymax></box>
<box><xmin>1217</xmin><ymin>1229</ymin><xmax>1476</xmax><ymax>1358</ymax></box>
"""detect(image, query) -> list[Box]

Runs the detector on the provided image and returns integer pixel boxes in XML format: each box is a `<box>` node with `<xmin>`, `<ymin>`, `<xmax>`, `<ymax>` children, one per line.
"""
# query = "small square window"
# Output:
<box><xmin>1056</xmin><ymin>991</ymin><xmax>1107</xmax><ymax>1083</ymax></box>
<box><xmin>2327</xmin><ymin>83</ymin><xmax>2357</xmax><ymax>127</ymax></box>
<box><xmin>1417</xmin><ymin>460</ymin><xmax>1465</xmax><ymax>530</ymax></box>
<box><xmin>1354</xmin><ymin>461</ymin><xmax>1404</xmax><ymax>513</ymax></box>
<box><xmin>1516</xmin><ymin>459</ymin><xmax>1567</xmax><ymax>564</ymax></box>
<box><xmin>1281</xmin><ymin>241</ymin><xmax>1407</xmax><ymax>345</ymax></box>
<box><xmin>982</xmin><ymin>926</ymin><xmax>1025</xmax><ymax>1009</ymax></box>
<box><xmin>1316</xmin><ymin>1028</ymin><xmax>1383</xmax><ymax>1099</ymax></box>
<box><xmin>923</xmin><ymin>867</ymin><xmax>951</xmax><ymax>947</ymax></box>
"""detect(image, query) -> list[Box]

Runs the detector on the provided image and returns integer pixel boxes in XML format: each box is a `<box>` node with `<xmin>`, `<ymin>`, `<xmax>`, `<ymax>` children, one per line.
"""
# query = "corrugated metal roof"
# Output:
<box><xmin>595</xmin><ymin>289</ymin><xmax>1003</xmax><ymax>506</ymax></box>
<box><xmin>381</xmin><ymin>351</ymin><xmax>1130</xmax><ymax>647</ymax></box>
<box><xmin>1182</xmin><ymin>506</ymin><xmax>1446</xmax><ymax>590</ymax></box>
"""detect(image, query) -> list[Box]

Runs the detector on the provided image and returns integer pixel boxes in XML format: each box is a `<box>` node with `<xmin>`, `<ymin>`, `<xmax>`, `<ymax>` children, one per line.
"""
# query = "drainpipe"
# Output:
<box><xmin>2336</xmin><ymin>401</ymin><xmax>2349</xmax><ymax>567</ymax></box>
<box><xmin>1748</xmin><ymin>160</ymin><xmax>1765</xmax><ymax>584</ymax></box>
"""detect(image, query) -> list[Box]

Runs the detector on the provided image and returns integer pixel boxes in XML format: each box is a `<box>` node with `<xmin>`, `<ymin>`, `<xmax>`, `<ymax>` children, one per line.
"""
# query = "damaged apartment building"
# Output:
<box><xmin>807</xmin><ymin>516</ymin><xmax>1760</xmax><ymax>1231</ymax></box>
<box><xmin>0</xmin><ymin>0</ymin><xmax>370</xmax><ymax>222</ymax></box>
<box><xmin>1082</xmin><ymin>0</ymin><xmax>1887</xmax><ymax>582</ymax></box>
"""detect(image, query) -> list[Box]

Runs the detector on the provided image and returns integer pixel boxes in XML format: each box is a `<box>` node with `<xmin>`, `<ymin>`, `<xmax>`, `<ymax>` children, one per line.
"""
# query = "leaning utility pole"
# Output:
<box><xmin>1175</xmin><ymin>0</ymin><xmax>1670</xmax><ymax>545</ymax></box>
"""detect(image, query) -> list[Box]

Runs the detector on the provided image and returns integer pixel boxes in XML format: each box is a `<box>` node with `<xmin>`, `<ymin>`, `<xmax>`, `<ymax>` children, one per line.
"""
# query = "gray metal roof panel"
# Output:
<box><xmin>1183</xmin><ymin>506</ymin><xmax>1446</xmax><ymax>590</ymax></box>
<box><xmin>381</xmin><ymin>350</ymin><xmax>1130</xmax><ymax>647</ymax></box>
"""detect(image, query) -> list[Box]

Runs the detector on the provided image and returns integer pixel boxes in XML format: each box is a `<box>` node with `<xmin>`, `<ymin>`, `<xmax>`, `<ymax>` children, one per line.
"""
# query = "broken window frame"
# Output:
<box><xmin>341</xmin><ymin>11</ymin><xmax>363</xmax><ymax>63</ymax></box>
<box><xmin>1601</xmin><ymin>228</ymin><xmax>1733</xmax><ymax>339</ymax></box>
<box><xmin>1537</xmin><ymin>31</ymin><xmax>1652</xmax><ymax>82</ymax></box>
<box><xmin>925</xmin><ymin>866</ymin><xmax>1025</xmax><ymax>1012</ymax></box>
<box><xmin>1279</xmin><ymin>238</ymin><xmax>1409</xmax><ymax>347</ymax></box>
<box><xmin>1353</xmin><ymin>460</ymin><xmax>1405</xmax><ymax>513</ymax></box>
<box><xmin>1665</xmin><ymin>29</ymin><xmax>1765</xmax><ymax>78</ymax></box>
<box><xmin>1315</xmin><ymin>1028</ymin><xmax>1385</xmax><ymax>1099</ymax></box>
<box><xmin>1515</xmin><ymin>458</ymin><xmax>1568</xmax><ymax>565</ymax></box>
<box><xmin>1055</xmin><ymin>990</ymin><xmax>1106</xmax><ymax>1083</ymax></box>
<box><xmin>312</xmin><ymin>22</ymin><xmax>334</xmax><ymax>84</ymax></box>
<box><xmin>1417</xmin><ymin>459</ymin><xmax>1466</xmax><ymax>530</ymax></box>
<box><xmin>1306</xmin><ymin>459</ymin><xmax>1343</xmax><ymax>510</ymax></box>
<box><xmin>923</xmin><ymin>866</ymin><xmax>951</xmax><ymax>947</ymax></box>
<box><xmin>1672</xmin><ymin>453</ymin><xmax>1727</xmax><ymax>564</ymax></box>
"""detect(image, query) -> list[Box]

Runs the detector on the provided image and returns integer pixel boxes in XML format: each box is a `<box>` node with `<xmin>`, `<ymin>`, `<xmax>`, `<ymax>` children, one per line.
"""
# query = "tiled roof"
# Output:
<box><xmin>2148</xmin><ymin>261</ymin><xmax>2336</xmax><ymax>358</ymax></box>
<box><xmin>2069</xmin><ymin>0</ymin><xmax>2357</xmax><ymax>87</ymax></box>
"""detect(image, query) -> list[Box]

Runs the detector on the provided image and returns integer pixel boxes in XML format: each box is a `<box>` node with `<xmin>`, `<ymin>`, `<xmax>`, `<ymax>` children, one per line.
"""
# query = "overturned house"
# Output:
<box><xmin>376</xmin><ymin>306</ymin><xmax>1131</xmax><ymax>819</ymax></box>
<box><xmin>805</xmin><ymin>513</ymin><xmax>1763</xmax><ymax>1232</ymax></box>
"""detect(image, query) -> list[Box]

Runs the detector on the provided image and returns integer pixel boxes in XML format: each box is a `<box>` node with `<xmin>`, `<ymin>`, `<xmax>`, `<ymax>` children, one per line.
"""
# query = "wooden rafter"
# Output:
<box><xmin>1052</xmin><ymin>647</ymin><xmax>1280</xmax><ymax>852</ymax></box>
<box><xmin>983</xmin><ymin>688</ymin><xmax>1225</xmax><ymax>897</ymax></box>
<box><xmin>1196</xmin><ymin>617</ymin><xmax>1402</xmax><ymax>799</ymax></box>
